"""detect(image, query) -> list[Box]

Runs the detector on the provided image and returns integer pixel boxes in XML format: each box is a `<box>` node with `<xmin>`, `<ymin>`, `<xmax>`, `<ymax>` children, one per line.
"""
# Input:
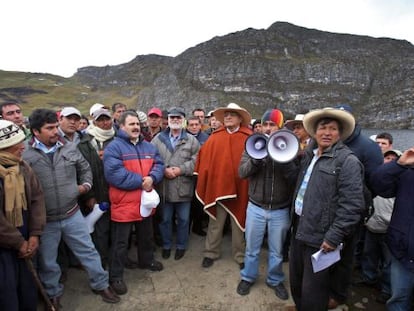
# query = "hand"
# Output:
<box><xmin>142</xmin><ymin>176</ymin><xmax>154</xmax><ymax>191</ymax></box>
<box><xmin>164</xmin><ymin>167</ymin><xmax>178</xmax><ymax>179</ymax></box>
<box><xmin>320</xmin><ymin>240</ymin><xmax>336</xmax><ymax>253</ymax></box>
<box><xmin>78</xmin><ymin>185</ymin><xmax>88</xmax><ymax>194</ymax></box>
<box><xmin>398</xmin><ymin>147</ymin><xmax>414</xmax><ymax>166</ymax></box>
<box><xmin>18</xmin><ymin>240</ymin><xmax>29</xmax><ymax>258</ymax></box>
<box><xmin>27</xmin><ymin>236</ymin><xmax>39</xmax><ymax>257</ymax></box>
<box><xmin>85</xmin><ymin>197</ymin><xmax>97</xmax><ymax>210</ymax></box>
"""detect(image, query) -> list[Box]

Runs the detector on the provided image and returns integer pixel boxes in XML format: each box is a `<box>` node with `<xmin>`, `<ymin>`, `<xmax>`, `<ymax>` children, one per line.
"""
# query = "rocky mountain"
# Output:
<box><xmin>13</xmin><ymin>22</ymin><xmax>414</xmax><ymax>128</ymax></box>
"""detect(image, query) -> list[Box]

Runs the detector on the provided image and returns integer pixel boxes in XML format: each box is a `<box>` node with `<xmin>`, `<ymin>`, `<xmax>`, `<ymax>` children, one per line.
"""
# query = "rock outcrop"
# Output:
<box><xmin>73</xmin><ymin>22</ymin><xmax>414</xmax><ymax>128</ymax></box>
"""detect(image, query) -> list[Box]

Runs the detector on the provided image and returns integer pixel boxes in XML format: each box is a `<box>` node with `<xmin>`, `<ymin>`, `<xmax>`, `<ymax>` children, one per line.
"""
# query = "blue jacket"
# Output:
<box><xmin>103</xmin><ymin>130</ymin><xmax>164</xmax><ymax>222</ymax></box>
<box><xmin>343</xmin><ymin>124</ymin><xmax>383</xmax><ymax>189</ymax></box>
<box><xmin>370</xmin><ymin>161</ymin><xmax>414</xmax><ymax>272</ymax></box>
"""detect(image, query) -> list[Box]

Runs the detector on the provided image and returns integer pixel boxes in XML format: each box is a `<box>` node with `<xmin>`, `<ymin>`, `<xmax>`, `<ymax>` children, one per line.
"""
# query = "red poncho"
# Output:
<box><xmin>194</xmin><ymin>126</ymin><xmax>251</xmax><ymax>231</ymax></box>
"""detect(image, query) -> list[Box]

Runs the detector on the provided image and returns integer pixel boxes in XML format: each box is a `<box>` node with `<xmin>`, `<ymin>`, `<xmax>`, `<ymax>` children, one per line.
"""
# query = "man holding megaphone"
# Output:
<box><xmin>237</xmin><ymin>108</ymin><xmax>298</xmax><ymax>300</ymax></box>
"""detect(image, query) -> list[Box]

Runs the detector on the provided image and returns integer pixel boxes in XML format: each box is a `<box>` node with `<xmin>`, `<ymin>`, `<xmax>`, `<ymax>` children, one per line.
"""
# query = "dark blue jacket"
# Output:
<box><xmin>370</xmin><ymin>161</ymin><xmax>414</xmax><ymax>272</ymax></box>
<box><xmin>343</xmin><ymin>124</ymin><xmax>383</xmax><ymax>189</ymax></box>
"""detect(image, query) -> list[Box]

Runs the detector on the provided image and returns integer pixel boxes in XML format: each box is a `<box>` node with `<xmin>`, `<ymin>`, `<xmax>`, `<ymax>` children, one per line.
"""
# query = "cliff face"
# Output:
<box><xmin>74</xmin><ymin>22</ymin><xmax>414</xmax><ymax>128</ymax></box>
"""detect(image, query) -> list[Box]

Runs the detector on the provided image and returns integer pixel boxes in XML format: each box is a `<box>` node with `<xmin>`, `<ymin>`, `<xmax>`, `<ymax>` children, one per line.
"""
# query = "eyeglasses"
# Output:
<box><xmin>224</xmin><ymin>111</ymin><xmax>239</xmax><ymax>117</ymax></box>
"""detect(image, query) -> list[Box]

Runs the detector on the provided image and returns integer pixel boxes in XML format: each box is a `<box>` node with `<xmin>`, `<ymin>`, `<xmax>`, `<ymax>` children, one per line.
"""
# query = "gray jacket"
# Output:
<box><xmin>239</xmin><ymin>150</ymin><xmax>297</xmax><ymax>210</ymax></box>
<box><xmin>23</xmin><ymin>139</ymin><xmax>92</xmax><ymax>222</ymax></box>
<box><xmin>293</xmin><ymin>141</ymin><xmax>365</xmax><ymax>248</ymax></box>
<box><xmin>152</xmin><ymin>129</ymin><xmax>200</xmax><ymax>202</ymax></box>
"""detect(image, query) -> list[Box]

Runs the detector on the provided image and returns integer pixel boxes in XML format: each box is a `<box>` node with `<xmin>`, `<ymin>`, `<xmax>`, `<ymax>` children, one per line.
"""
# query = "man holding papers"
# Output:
<box><xmin>289</xmin><ymin>108</ymin><xmax>365</xmax><ymax>311</ymax></box>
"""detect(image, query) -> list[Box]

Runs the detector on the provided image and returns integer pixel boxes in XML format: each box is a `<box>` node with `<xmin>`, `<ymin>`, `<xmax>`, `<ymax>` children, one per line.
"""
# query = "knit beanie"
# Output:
<box><xmin>0</xmin><ymin>120</ymin><xmax>26</xmax><ymax>149</ymax></box>
<box><xmin>136</xmin><ymin>111</ymin><xmax>148</xmax><ymax>124</ymax></box>
<box><xmin>261</xmin><ymin>109</ymin><xmax>284</xmax><ymax>128</ymax></box>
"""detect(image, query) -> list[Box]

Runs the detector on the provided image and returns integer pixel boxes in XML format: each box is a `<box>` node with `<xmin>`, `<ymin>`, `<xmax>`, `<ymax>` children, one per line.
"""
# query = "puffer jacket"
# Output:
<box><xmin>293</xmin><ymin>141</ymin><xmax>365</xmax><ymax>248</ymax></box>
<box><xmin>103</xmin><ymin>131</ymin><xmax>164</xmax><ymax>222</ymax></box>
<box><xmin>239</xmin><ymin>150</ymin><xmax>298</xmax><ymax>210</ymax></box>
<box><xmin>23</xmin><ymin>138</ymin><xmax>92</xmax><ymax>222</ymax></box>
<box><xmin>152</xmin><ymin>129</ymin><xmax>200</xmax><ymax>202</ymax></box>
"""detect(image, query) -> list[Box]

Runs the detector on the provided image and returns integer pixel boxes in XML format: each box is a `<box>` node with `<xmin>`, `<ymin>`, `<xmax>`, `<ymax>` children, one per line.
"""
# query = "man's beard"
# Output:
<box><xmin>168</xmin><ymin>120</ymin><xmax>183</xmax><ymax>130</ymax></box>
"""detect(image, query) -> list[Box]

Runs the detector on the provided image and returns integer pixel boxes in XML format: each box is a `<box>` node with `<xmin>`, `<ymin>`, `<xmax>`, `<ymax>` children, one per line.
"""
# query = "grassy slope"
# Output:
<box><xmin>0</xmin><ymin>70</ymin><xmax>139</xmax><ymax>116</ymax></box>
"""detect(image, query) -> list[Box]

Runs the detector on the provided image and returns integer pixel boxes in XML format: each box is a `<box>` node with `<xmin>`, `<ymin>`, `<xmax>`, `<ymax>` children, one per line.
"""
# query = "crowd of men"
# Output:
<box><xmin>0</xmin><ymin>99</ymin><xmax>413</xmax><ymax>311</ymax></box>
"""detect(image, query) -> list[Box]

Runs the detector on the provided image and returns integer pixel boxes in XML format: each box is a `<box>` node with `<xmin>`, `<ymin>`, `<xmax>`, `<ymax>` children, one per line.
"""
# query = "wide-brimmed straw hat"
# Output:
<box><xmin>303</xmin><ymin>107</ymin><xmax>355</xmax><ymax>140</ymax></box>
<box><xmin>213</xmin><ymin>103</ymin><xmax>251</xmax><ymax>127</ymax></box>
<box><xmin>285</xmin><ymin>114</ymin><xmax>305</xmax><ymax>130</ymax></box>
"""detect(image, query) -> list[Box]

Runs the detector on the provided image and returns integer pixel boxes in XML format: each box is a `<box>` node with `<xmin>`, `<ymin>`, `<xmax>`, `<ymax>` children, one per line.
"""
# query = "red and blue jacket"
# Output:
<box><xmin>103</xmin><ymin>130</ymin><xmax>164</xmax><ymax>222</ymax></box>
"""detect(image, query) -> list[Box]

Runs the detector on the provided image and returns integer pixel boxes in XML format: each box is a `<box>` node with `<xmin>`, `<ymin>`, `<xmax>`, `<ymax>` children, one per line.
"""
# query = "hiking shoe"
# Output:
<box><xmin>144</xmin><ymin>260</ymin><xmax>164</xmax><ymax>271</ymax></box>
<box><xmin>92</xmin><ymin>287</ymin><xmax>120</xmax><ymax>303</ymax></box>
<box><xmin>202</xmin><ymin>257</ymin><xmax>214</xmax><ymax>268</ymax></box>
<box><xmin>267</xmin><ymin>282</ymin><xmax>289</xmax><ymax>300</ymax></box>
<box><xmin>110</xmin><ymin>280</ymin><xmax>127</xmax><ymax>295</ymax></box>
<box><xmin>237</xmin><ymin>280</ymin><xmax>253</xmax><ymax>296</ymax></box>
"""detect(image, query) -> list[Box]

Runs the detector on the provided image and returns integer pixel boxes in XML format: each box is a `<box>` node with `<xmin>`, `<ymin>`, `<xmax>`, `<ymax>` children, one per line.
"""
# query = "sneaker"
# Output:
<box><xmin>237</xmin><ymin>280</ymin><xmax>253</xmax><ymax>296</ymax></box>
<box><xmin>267</xmin><ymin>282</ymin><xmax>289</xmax><ymax>300</ymax></box>
<box><xmin>110</xmin><ymin>280</ymin><xmax>128</xmax><ymax>295</ymax></box>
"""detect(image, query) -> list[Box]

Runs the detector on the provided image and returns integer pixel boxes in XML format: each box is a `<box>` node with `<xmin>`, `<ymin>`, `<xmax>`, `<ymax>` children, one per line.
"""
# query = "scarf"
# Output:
<box><xmin>88</xmin><ymin>126</ymin><xmax>115</xmax><ymax>143</ymax></box>
<box><xmin>0</xmin><ymin>151</ymin><xmax>27</xmax><ymax>227</ymax></box>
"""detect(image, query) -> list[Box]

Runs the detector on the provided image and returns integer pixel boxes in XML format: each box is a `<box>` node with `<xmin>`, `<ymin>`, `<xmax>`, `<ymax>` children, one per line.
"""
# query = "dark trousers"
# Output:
<box><xmin>109</xmin><ymin>217</ymin><xmax>154</xmax><ymax>281</ymax></box>
<box><xmin>289</xmin><ymin>239</ymin><xmax>329</xmax><ymax>311</ymax></box>
<box><xmin>190</xmin><ymin>195</ymin><xmax>208</xmax><ymax>231</ymax></box>
<box><xmin>0</xmin><ymin>248</ymin><xmax>38</xmax><ymax>311</ymax></box>
<box><xmin>91</xmin><ymin>212</ymin><xmax>111</xmax><ymax>269</ymax></box>
<box><xmin>329</xmin><ymin>229</ymin><xmax>359</xmax><ymax>303</ymax></box>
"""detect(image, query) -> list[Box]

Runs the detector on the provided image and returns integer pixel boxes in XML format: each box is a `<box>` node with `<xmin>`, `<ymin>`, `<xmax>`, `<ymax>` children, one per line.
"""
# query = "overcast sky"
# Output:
<box><xmin>1</xmin><ymin>0</ymin><xmax>413</xmax><ymax>78</ymax></box>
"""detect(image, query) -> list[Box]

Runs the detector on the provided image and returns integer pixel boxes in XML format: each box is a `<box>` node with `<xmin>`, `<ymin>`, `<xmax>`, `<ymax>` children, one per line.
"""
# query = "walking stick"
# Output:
<box><xmin>25</xmin><ymin>258</ymin><xmax>56</xmax><ymax>311</ymax></box>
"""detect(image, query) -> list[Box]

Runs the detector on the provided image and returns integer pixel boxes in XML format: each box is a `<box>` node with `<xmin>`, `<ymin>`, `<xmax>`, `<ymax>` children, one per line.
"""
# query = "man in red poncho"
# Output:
<box><xmin>195</xmin><ymin>103</ymin><xmax>252</xmax><ymax>269</ymax></box>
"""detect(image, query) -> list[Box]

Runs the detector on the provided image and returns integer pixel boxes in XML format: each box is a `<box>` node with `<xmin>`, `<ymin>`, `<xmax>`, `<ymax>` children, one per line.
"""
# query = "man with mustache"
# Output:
<box><xmin>23</xmin><ymin>109</ymin><xmax>120</xmax><ymax>310</ymax></box>
<box><xmin>103</xmin><ymin>110</ymin><xmax>165</xmax><ymax>295</ymax></box>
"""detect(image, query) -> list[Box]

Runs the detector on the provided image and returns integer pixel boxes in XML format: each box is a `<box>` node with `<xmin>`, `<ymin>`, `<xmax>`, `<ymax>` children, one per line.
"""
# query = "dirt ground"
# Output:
<box><xmin>36</xmin><ymin>232</ymin><xmax>392</xmax><ymax>311</ymax></box>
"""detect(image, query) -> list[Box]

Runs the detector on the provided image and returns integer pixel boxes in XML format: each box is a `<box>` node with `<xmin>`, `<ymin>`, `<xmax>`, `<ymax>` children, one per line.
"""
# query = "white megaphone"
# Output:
<box><xmin>267</xmin><ymin>129</ymin><xmax>300</xmax><ymax>163</ymax></box>
<box><xmin>85</xmin><ymin>202</ymin><xmax>110</xmax><ymax>233</ymax></box>
<box><xmin>245</xmin><ymin>133</ymin><xmax>269</xmax><ymax>159</ymax></box>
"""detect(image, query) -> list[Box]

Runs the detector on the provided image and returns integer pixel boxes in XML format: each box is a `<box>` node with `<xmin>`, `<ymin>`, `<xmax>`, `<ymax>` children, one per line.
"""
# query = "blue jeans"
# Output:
<box><xmin>387</xmin><ymin>253</ymin><xmax>414</xmax><ymax>311</ymax></box>
<box><xmin>241</xmin><ymin>202</ymin><xmax>290</xmax><ymax>286</ymax></box>
<box><xmin>38</xmin><ymin>210</ymin><xmax>109</xmax><ymax>298</ymax></box>
<box><xmin>360</xmin><ymin>230</ymin><xmax>391</xmax><ymax>295</ymax></box>
<box><xmin>159</xmin><ymin>201</ymin><xmax>191</xmax><ymax>250</ymax></box>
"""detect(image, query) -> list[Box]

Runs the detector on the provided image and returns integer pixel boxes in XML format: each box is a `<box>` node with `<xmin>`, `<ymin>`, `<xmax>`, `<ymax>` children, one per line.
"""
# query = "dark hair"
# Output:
<box><xmin>376</xmin><ymin>132</ymin><xmax>393</xmax><ymax>144</ymax></box>
<box><xmin>0</xmin><ymin>101</ymin><xmax>21</xmax><ymax>116</ymax></box>
<box><xmin>192</xmin><ymin>108</ymin><xmax>205</xmax><ymax>115</ymax></box>
<box><xmin>111</xmin><ymin>102</ymin><xmax>127</xmax><ymax>112</ymax></box>
<box><xmin>187</xmin><ymin>116</ymin><xmax>201</xmax><ymax>124</ymax></box>
<box><xmin>315</xmin><ymin>117</ymin><xmax>343</xmax><ymax>134</ymax></box>
<box><xmin>29</xmin><ymin>109</ymin><xmax>58</xmax><ymax>134</ymax></box>
<box><xmin>80</xmin><ymin>115</ymin><xmax>90</xmax><ymax>125</ymax></box>
<box><xmin>119</xmin><ymin>110</ymin><xmax>138</xmax><ymax>125</ymax></box>
<box><xmin>252</xmin><ymin>119</ymin><xmax>261</xmax><ymax>127</ymax></box>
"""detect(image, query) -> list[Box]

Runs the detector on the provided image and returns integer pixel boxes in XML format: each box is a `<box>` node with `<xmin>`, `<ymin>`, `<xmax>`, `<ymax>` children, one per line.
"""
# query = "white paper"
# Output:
<box><xmin>311</xmin><ymin>244</ymin><xmax>343</xmax><ymax>273</ymax></box>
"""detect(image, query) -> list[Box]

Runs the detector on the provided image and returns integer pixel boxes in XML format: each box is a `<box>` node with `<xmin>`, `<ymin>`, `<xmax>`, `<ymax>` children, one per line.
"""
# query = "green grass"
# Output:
<box><xmin>0</xmin><ymin>70</ymin><xmax>138</xmax><ymax>116</ymax></box>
